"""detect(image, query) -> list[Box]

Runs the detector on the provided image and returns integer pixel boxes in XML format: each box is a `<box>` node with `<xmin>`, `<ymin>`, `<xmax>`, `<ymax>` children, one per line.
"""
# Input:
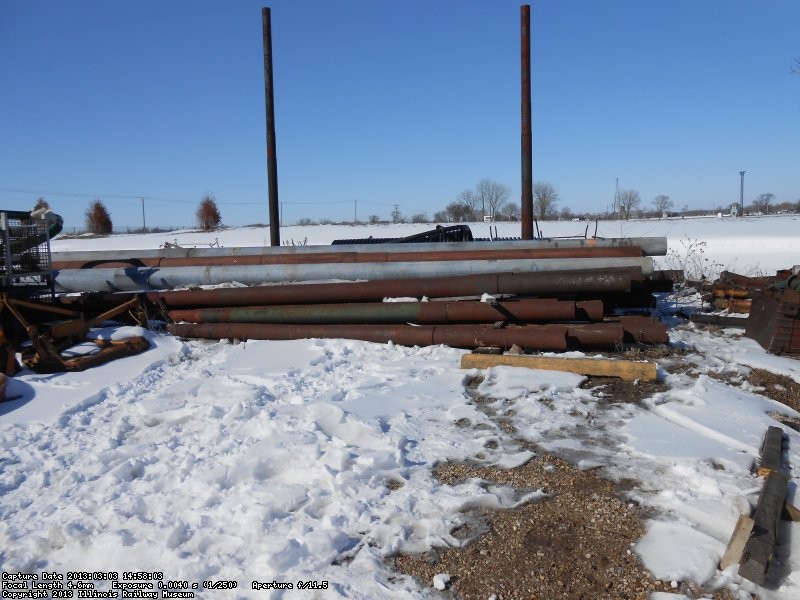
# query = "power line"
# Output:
<box><xmin>0</xmin><ymin>185</ymin><xmax>398</xmax><ymax>209</ymax></box>
<box><xmin>0</xmin><ymin>186</ymin><xmax>262</xmax><ymax>206</ymax></box>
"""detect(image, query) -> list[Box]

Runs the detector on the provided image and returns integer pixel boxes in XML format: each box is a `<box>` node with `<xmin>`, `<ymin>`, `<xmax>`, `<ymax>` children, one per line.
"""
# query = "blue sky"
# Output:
<box><xmin>1</xmin><ymin>0</ymin><xmax>798</xmax><ymax>229</ymax></box>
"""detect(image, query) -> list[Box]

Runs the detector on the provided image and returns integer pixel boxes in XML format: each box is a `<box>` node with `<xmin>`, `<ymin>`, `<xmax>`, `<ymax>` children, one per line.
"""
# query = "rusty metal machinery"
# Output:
<box><xmin>0</xmin><ymin>294</ymin><xmax>149</xmax><ymax>374</ymax></box>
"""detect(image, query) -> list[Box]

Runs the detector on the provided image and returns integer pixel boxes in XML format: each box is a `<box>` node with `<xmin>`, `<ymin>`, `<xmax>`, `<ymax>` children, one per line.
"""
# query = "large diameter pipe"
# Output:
<box><xmin>166</xmin><ymin>322</ymin><xmax>628</xmax><ymax>351</ymax></box>
<box><xmin>51</xmin><ymin>245</ymin><xmax>645</xmax><ymax>270</ymax></box>
<box><xmin>54</xmin><ymin>257</ymin><xmax>653</xmax><ymax>293</ymax></box>
<box><xmin>166</xmin><ymin>298</ymin><xmax>605</xmax><ymax>325</ymax></box>
<box><xmin>51</xmin><ymin>236</ymin><xmax>669</xmax><ymax>263</ymax></box>
<box><xmin>613</xmin><ymin>316</ymin><xmax>669</xmax><ymax>344</ymax></box>
<box><xmin>149</xmin><ymin>268</ymin><xmax>643</xmax><ymax>308</ymax></box>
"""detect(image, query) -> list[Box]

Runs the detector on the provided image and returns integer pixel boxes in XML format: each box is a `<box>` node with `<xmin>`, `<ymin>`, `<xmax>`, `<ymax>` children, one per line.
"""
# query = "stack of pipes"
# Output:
<box><xmin>706</xmin><ymin>270</ymin><xmax>793</xmax><ymax>314</ymax></box>
<box><xmin>51</xmin><ymin>238</ymin><xmax>670</xmax><ymax>352</ymax></box>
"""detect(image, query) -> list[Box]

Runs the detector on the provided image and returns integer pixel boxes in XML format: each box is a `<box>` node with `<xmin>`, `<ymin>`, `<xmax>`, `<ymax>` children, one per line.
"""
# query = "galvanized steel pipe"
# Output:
<box><xmin>54</xmin><ymin>257</ymin><xmax>653</xmax><ymax>293</ymax></box>
<box><xmin>51</xmin><ymin>245</ymin><xmax>645</xmax><ymax>270</ymax></box>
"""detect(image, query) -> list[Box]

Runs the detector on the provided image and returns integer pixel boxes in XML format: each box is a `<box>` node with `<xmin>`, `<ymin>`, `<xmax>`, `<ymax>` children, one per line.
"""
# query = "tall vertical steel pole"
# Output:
<box><xmin>739</xmin><ymin>170</ymin><xmax>745</xmax><ymax>217</ymax></box>
<box><xmin>262</xmin><ymin>7</ymin><xmax>281</xmax><ymax>246</ymax></box>
<box><xmin>520</xmin><ymin>5</ymin><xmax>533</xmax><ymax>240</ymax></box>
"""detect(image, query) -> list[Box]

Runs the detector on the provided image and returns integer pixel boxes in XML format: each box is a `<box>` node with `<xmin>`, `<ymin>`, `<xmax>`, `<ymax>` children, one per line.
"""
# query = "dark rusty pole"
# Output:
<box><xmin>520</xmin><ymin>4</ymin><xmax>533</xmax><ymax>240</ymax></box>
<box><xmin>262</xmin><ymin>7</ymin><xmax>280</xmax><ymax>246</ymax></box>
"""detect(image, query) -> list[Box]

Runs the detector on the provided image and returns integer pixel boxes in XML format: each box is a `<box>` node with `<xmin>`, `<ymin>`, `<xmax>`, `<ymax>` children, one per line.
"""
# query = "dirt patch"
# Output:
<box><xmin>394</xmin><ymin>453</ymin><xmax>735</xmax><ymax>600</ymax></box>
<box><xmin>747</xmin><ymin>368</ymin><xmax>800</xmax><ymax>413</ymax></box>
<box><xmin>581</xmin><ymin>376</ymin><xmax>669</xmax><ymax>404</ymax></box>
<box><xmin>392</xmin><ymin>371</ymin><xmax>741</xmax><ymax>599</ymax></box>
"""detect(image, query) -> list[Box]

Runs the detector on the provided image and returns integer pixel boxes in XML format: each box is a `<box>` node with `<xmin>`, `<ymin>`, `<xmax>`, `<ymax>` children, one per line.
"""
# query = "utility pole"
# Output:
<box><xmin>262</xmin><ymin>7</ymin><xmax>280</xmax><ymax>246</ymax></box>
<box><xmin>739</xmin><ymin>171</ymin><xmax>745</xmax><ymax>217</ymax></box>
<box><xmin>141</xmin><ymin>197</ymin><xmax>146</xmax><ymax>232</ymax></box>
<box><xmin>520</xmin><ymin>4</ymin><xmax>533</xmax><ymax>239</ymax></box>
<box><xmin>614</xmin><ymin>178</ymin><xmax>619</xmax><ymax>218</ymax></box>
<box><xmin>354</xmin><ymin>199</ymin><xmax>358</xmax><ymax>223</ymax></box>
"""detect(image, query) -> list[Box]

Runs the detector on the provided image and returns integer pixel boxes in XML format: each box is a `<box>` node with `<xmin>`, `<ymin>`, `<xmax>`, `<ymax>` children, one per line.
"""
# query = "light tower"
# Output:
<box><xmin>739</xmin><ymin>171</ymin><xmax>745</xmax><ymax>217</ymax></box>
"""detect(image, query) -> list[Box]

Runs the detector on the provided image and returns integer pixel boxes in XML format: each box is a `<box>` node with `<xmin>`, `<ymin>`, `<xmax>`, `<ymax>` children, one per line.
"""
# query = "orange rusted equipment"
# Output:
<box><xmin>0</xmin><ymin>294</ymin><xmax>150</xmax><ymax>373</ymax></box>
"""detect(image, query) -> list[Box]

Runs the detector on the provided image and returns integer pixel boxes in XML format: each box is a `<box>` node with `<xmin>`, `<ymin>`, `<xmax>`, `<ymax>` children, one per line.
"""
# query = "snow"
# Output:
<box><xmin>2</xmin><ymin>217</ymin><xmax>800</xmax><ymax>598</ymax></box>
<box><xmin>431</xmin><ymin>573</ymin><xmax>450</xmax><ymax>590</ymax></box>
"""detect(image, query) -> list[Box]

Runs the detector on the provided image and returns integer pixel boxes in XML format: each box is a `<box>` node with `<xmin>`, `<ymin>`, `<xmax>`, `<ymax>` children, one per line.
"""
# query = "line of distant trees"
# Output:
<box><xmin>397</xmin><ymin>180</ymin><xmax>800</xmax><ymax>224</ymax></box>
<box><xmin>37</xmin><ymin>182</ymin><xmax>800</xmax><ymax>236</ymax></box>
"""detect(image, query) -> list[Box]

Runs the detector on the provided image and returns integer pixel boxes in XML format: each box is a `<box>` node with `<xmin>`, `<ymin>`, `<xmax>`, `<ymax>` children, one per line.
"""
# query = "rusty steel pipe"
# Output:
<box><xmin>166</xmin><ymin>298</ymin><xmax>605</xmax><ymax>325</ymax></box>
<box><xmin>148</xmin><ymin>267</ymin><xmax>643</xmax><ymax>308</ymax></box>
<box><xmin>51</xmin><ymin>245</ymin><xmax>645</xmax><ymax>270</ymax></box>
<box><xmin>166</xmin><ymin>322</ymin><xmax>630</xmax><ymax>351</ymax></box>
<box><xmin>612</xmin><ymin>316</ymin><xmax>670</xmax><ymax>344</ymax></box>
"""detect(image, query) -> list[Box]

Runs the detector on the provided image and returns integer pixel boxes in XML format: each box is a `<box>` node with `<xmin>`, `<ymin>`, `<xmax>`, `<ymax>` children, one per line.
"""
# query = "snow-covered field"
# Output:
<box><xmin>52</xmin><ymin>213</ymin><xmax>800</xmax><ymax>279</ymax></box>
<box><xmin>2</xmin><ymin>215</ymin><xmax>800</xmax><ymax>599</ymax></box>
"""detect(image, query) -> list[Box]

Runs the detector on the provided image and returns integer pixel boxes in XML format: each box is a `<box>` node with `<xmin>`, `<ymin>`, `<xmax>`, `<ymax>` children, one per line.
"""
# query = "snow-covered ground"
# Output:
<box><xmin>1</xmin><ymin>216</ymin><xmax>800</xmax><ymax>599</ymax></box>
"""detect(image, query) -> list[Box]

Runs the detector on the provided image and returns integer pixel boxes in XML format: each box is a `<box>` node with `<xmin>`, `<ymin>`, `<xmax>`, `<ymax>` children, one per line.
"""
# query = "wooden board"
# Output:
<box><xmin>720</xmin><ymin>514</ymin><xmax>755</xmax><ymax>571</ymax></box>
<box><xmin>738</xmin><ymin>470</ymin><xmax>789</xmax><ymax>585</ymax></box>
<box><xmin>460</xmin><ymin>354</ymin><xmax>657</xmax><ymax>382</ymax></box>
<box><xmin>785</xmin><ymin>503</ymin><xmax>800</xmax><ymax>523</ymax></box>
<box><xmin>757</xmin><ymin>426</ymin><xmax>784</xmax><ymax>476</ymax></box>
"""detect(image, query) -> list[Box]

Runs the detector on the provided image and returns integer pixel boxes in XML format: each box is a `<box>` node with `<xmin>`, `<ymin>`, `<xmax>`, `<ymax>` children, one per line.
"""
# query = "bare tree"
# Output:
<box><xmin>196</xmin><ymin>193</ymin><xmax>222</xmax><ymax>230</ymax></box>
<box><xmin>85</xmin><ymin>199</ymin><xmax>113</xmax><ymax>234</ymax></box>
<box><xmin>433</xmin><ymin>210</ymin><xmax>449</xmax><ymax>222</ymax></box>
<box><xmin>652</xmin><ymin>194</ymin><xmax>673</xmax><ymax>217</ymax></box>
<box><xmin>532</xmin><ymin>181</ymin><xmax>560</xmax><ymax>220</ymax></box>
<box><xmin>499</xmin><ymin>201</ymin><xmax>521</xmax><ymax>221</ymax></box>
<box><xmin>368</xmin><ymin>214</ymin><xmax>380</xmax><ymax>224</ymax></box>
<box><xmin>456</xmin><ymin>189</ymin><xmax>480</xmax><ymax>220</ymax></box>
<box><xmin>476</xmin><ymin>179</ymin><xmax>510</xmax><ymax>220</ymax></box>
<box><xmin>753</xmin><ymin>193</ymin><xmax>775</xmax><ymax>214</ymax></box>
<box><xmin>560</xmin><ymin>206</ymin><xmax>574</xmax><ymax>221</ymax></box>
<box><xmin>445</xmin><ymin>201</ymin><xmax>471</xmax><ymax>222</ymax></box>
<box><xmin>617</xmin><ymin>189</ymin><xmax>641</xmax><ymax>220</ymax></box>
<box><xmin>34</xmin><ymin>197</ymin><xmax>51</xmax><ymax>211</ymax></box>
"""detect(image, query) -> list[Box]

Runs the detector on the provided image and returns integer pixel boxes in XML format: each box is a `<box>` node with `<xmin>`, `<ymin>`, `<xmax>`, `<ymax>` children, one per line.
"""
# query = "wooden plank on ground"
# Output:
<box><xmin>460</xmin><ymin>354</ymin><xmax>657</xmax><ymax>382</ymax></box>
<box><xmin>758</xmin><ymin>426</ymin><xmax>784</xmax><ymax>477</ymax></box>
<box><xmin>720</xmin><ymin>514</ymin><xmax>755</xmax><ymax>570</ymax></box>
<box><xmin>785</xmin><ymin>503</ymin><xmax>800</xmax><ymax>523</ymax></box>
<box><xmin>738</xmin><ymin>470</ymin><xmax>789</xmax><ymax>585</ymax></box>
